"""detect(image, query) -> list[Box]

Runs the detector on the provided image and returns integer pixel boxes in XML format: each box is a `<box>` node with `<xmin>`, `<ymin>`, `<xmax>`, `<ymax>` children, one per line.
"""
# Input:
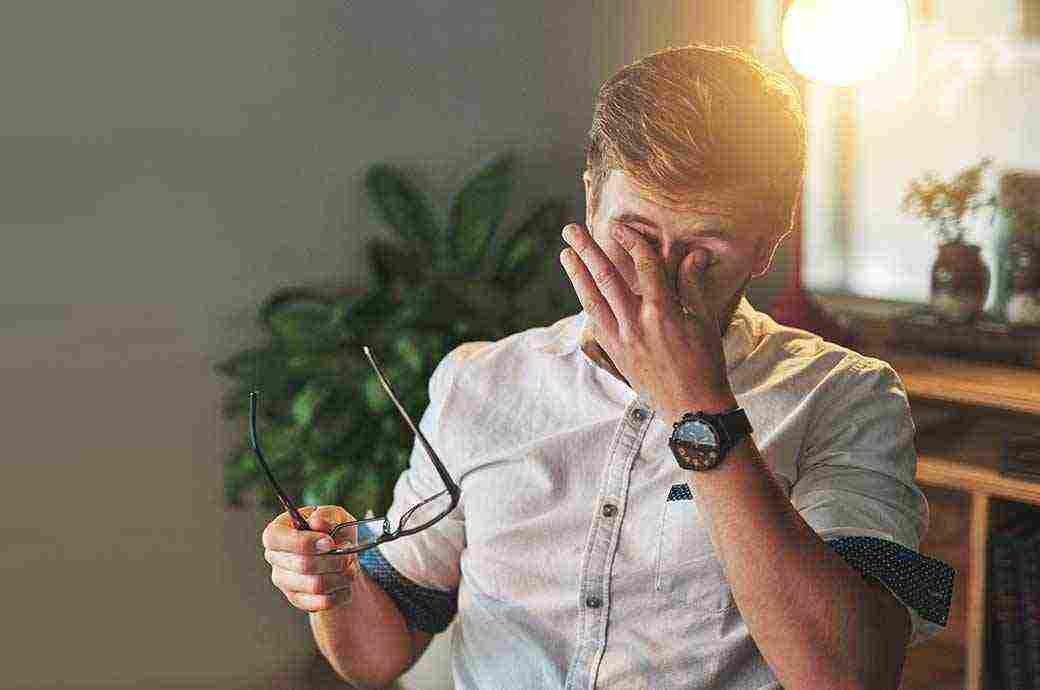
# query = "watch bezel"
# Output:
<box><xmin>669</xmin><ymin>411</ymin><xmax>731</xmax><ymax>470</ymax></box>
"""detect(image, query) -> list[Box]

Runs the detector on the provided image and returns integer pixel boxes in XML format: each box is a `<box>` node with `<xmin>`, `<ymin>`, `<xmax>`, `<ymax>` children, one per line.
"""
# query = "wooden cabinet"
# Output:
<box><xmin>811</xmin><ymin>292</ymin><xmax>1040</xmax><ymax>690</ymax></box>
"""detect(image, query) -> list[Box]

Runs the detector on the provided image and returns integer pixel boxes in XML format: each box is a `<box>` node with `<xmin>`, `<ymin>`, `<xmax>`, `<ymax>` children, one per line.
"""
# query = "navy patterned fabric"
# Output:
<box><xmin>356</xmin><ymin>523</ymin><xmax>459</xmax><ymax>634</ymax></box>
<box><xmin>667</xmin><ymin>482</ymin><xmax>693</xmax><ymax>501</ymax></box>
<box><xmin>824</xmin><ymin>535</ymin><xmax>954</xmax><ymax>627</ymax></box>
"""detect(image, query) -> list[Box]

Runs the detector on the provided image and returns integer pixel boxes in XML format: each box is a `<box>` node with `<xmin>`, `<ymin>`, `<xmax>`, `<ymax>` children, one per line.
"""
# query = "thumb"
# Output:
<box><xmin>306</xmin><ymin>504</ymin><xmax>348</xmax><ymax>532</ymax></box>
<box><xmin>677</xmin><ymin>249</ymin><xmax>709</xmax><ymax>309</ymax></box>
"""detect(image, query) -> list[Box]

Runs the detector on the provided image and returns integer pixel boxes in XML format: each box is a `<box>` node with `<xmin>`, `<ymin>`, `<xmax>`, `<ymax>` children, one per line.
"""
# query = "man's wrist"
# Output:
<box><xmin>664</xmin><ymin>389</ymin><xmax>739</xmax><ymax>425</ymax></box>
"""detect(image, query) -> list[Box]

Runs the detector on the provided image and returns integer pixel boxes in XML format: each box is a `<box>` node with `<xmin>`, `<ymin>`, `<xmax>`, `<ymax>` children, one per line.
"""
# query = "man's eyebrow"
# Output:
<box><xmin>610</xmin><ymin>211</ymin><xmax>732</xmax><ymax>240</ymax></box>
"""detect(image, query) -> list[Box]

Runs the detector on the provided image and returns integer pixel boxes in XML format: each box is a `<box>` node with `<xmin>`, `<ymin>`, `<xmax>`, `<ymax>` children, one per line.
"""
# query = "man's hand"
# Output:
<box><xmin>560</xmin><ymin>222</ymin><xmax>736</xmax><ymax>421</ymax></box>
<box><xmin>262</xmin><ymin>505</ymin><xmax>360</xmax><ymax>612</ymax></box>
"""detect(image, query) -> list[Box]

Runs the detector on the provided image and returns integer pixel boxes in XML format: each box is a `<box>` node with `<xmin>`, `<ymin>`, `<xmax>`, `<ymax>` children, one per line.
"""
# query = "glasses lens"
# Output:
<box><xmin>331</xmin><ymin>517</ymin><xmax>392</xmax><ymax>551</ymax></box>
<box><xmin>400</xmin><ymin>490</ymin><xmax>453</xmax><ymax>531</ymax></box>
<box><xmin>329</xmin><ymin>491</ymin><xmax>453</xmax><ymax>553</ymax></box>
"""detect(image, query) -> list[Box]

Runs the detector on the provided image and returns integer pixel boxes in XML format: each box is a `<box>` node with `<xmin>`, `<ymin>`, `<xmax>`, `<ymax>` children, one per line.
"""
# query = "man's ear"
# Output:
<box><xmin>751</xmin><ymin>229</ymin><xmax>785</xmax><ymax>279</ymax></box>
<box><xmin>752</xmin><ymin>195</ymin><xmax>800</xmax><ymax>279</ymax></box>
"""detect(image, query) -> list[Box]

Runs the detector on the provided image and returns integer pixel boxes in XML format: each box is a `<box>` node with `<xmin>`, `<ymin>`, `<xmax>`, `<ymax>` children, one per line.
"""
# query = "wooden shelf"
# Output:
<box><xmin>888</xmin><ymin>351</ymin><xmax>1040</xmax><ymax>418</ymax></box>
<box><xmin>915</xmin><ymin>415</ymin><xmax>1040</xmax><ymax>506</ymax></box>
<box><xmin>918</xmin><ymin>455</ymin><xmax>1040</xmax><ymax>507</ymax></box>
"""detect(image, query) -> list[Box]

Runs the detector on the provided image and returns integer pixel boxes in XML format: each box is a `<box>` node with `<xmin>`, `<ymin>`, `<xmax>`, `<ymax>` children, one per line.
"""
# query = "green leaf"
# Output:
<box><xmin>292</xmin><ymin>383</ymin><xmax>329</xmax><ymax>427</ymax></box>
<box><xmin>350</xmin><ymin>470</ymin><xmax>386</xmax><ymax>518</ymax></box>
<box><xmin>223</xmin><ymin>447</ymin><xmax>260</xmax><ymax>507</ymax></box>
<box><xmin>214</xmin><ymin>346</ymin><xmax>266</xmax><ymax>379</ymax></box>
<box><xmin>328</xmin><ymin>294</ymin><xmax>365</xmax><ymax>327</ymax></box>
<box><xmin>362</xmin><ymin>372</ymin><xmax>393</xmax><ymax>414</ymax></box>
<box><xmin>439</xmin><ymin>276</ymin><xmax>512</xmax><ymax>323</ymax></box>
<box><xmin>393</xmin><ymin>332</ymin><xmax>424</xmax><ymax>373</ymax></box>
<box><xmin>259</xmin><ymin>292</ymin><xmax>338</xmax><ymax>350</ymax></box>
<box><xmin>494</xmin><ymin>199</ymin><xmax>568</xmax><ymax>285</ymax></box>
<box><xmin>447</xmin><ymin>152</ymin><xmax>516</xmax><ymax>273</ymax></box>
<box><xmin>341</xmin><ymin>290</ymin><xmax>398</xmax><ymax>332</ymax></box>
<box><xmin>315</xmin><ymin>464</ymin><xmax>352</xmax><ymax>506</ymax></box>
<box><xmin>367</xmin><ymin>239</ymin><xmax>426</xmax><ymax>288</ymax></box>
<box><xmin>364</xmin><ymin>164</ymin><xmax>442</xmax><ymax>250</ymax></box>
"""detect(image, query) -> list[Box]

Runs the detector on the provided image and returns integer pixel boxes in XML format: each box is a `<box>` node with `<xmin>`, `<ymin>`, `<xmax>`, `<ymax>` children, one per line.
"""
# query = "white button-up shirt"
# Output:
<box><xmin>358</xmin><ymin>295</ymin><xmax>954</xmax><ymax>689</ymax></box>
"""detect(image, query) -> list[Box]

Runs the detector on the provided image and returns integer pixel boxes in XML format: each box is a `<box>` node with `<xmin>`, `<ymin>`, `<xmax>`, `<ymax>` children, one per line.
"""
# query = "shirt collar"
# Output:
<box><xmin>533</xmin><ymin>294</ymin><xmax>762</xmax><ymax>373</ymax></box>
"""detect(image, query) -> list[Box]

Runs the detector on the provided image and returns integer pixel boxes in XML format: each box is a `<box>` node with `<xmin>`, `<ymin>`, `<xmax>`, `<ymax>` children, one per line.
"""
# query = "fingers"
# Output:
<box><xmin>265</xmin><ymin>547</ymin><xmax>359</xmax><ymax>576</ymax></box>
<box><xmin>610</xmin><ymin>223</ymin><xmax>681</xmax><ymax>308</ymax></box>
<box><xmin>267</xmin><ymin>549</ymin><xmax>360</xmax><ymax>613</ymax></box>
<box><xmin>262</xmin><ymin>505</ymin><xmax>353</xmax><ymax>553</ymax></box>
<box><xmin>561</xmin><ymin>223</ymin><xmax>623</xmax><ymax>335</ymax></box>
<box><xmin>677</xmin><ymin>250</ymin><xmax>707</xmax><ymax>303</ymax></box>
<box><xmin>261</xmin><ymin>505</ymin><xmax>362</xmax><ymax>613</ymax></box>
<box><xmin>285</xmin><ymin>588</ymin><xmax>353</xmax><ymax>613</ymax></box>
<box><xmin>270</xmin><ymin>558</ymin><xmax>356</xmax><ymax>596</ymax></box>
<box><xmin>306</xmin><ymin>504</ymin><xmax>350</xmax><ymax>531</ymax></box>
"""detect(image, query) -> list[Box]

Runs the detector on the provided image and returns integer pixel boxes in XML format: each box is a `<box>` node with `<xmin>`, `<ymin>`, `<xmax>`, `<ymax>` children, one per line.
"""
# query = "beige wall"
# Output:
<box><xmin>0</xmin><ymin>2</ymin><xmax>780</xmax><ymax>688</ymax></box>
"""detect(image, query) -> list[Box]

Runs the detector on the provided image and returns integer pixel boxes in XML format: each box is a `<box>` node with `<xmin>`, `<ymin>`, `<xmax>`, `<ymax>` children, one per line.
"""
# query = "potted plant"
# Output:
<box><xmin>1000</xmin><ymin>170</ymin><xmax>1040</xmax><ymax>327</ymax></box>
<box><xmin>214</xmin><ymin>150</ymin><xmax>572</xmax><ymax>519</ymax></box>
<box><xmin>901</xmin><ymin>156</ymin><xmax>1000</xmax><ymax>324</ymax></box>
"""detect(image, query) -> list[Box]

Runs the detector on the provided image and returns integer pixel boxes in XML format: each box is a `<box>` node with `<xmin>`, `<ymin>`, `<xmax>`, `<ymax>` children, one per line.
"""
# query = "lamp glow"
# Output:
<box><xmin>781</xmin><ymin>0</ymin><xmax>909</xmax><ymax>86</ymax></box>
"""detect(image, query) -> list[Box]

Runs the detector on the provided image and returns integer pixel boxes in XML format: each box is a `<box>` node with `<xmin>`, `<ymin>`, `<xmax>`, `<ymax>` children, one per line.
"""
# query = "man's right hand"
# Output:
<box><xmin>262</xmin><ymin>505</ymin><xmax>361</xmax><ymax>613</ymax></box>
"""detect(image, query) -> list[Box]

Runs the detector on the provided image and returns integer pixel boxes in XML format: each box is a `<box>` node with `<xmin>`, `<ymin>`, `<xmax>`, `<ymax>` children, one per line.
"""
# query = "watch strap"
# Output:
<box><xmin>718</xmin><ymin>408</ymin><xmax>752</xmax><ymax>446</ymax></box>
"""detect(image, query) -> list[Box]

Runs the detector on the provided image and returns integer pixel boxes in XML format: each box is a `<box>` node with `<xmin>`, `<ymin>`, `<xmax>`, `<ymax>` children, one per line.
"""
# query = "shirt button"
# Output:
<box><xmin>586</xmin><ymin>595</ymin><xmax>602</xmax><ymax>608</ymax></box>
<box><xmin>630</xmin><ymin>407</ymin><xmax>647</xmax><ymax>422</ymax></box>
<box><xmin>602</xmin><ymin>503</ymin><xmax>617</xmax><ymax>517</ymax></box>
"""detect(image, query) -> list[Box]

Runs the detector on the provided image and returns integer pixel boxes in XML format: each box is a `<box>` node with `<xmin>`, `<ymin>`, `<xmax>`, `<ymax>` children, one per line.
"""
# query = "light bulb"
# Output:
<box><xmin>781</xmin><ymin>0</ymin><xmax>910</xmax><ymax>86</ymax></box>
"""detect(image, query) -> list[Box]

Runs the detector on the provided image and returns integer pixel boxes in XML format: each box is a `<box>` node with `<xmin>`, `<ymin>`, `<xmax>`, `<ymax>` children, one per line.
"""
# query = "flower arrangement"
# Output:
<box><xmin>900</xmin><ymin>156</ymin><xmax>1000</xmax><ymax>245</ymax></box>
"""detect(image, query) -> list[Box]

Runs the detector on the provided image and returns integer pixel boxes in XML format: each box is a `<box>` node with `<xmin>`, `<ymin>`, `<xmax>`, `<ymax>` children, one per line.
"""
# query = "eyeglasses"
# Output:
<box><xmin>248</xmin><ymin>345</ymin><xmax>461</xmax><ymax>555</ymax></box>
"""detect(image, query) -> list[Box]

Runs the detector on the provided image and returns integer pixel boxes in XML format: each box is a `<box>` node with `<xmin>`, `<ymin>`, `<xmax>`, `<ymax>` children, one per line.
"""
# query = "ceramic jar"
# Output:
<box><xmin>1007</xmin><ymin>233</ymin><xmax>1040</xmax><ymax>327</ymax></box>
<box><xmin>931</xmin><ymin>241</ymin><xmax>990</xmax><ymax>324</ymax></box>
<box><xmin>999</xmin><ymin>170</ymin><xmax>1040</xmax><ymax>325</ymax></box>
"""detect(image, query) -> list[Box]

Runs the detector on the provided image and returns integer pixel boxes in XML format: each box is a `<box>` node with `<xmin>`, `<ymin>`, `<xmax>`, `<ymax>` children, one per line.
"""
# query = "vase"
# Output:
<box><xmin>930</xmin><ymin>241</ymin><xmax>990</xmax><ymax>324</ymax></box>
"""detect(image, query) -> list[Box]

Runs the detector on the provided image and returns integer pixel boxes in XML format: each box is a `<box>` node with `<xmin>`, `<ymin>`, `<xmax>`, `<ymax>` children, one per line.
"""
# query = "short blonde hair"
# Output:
<box><xmin>584</xmin><ymin>44</ymin><xmax>807</xmax><ymax>244</ymax></box>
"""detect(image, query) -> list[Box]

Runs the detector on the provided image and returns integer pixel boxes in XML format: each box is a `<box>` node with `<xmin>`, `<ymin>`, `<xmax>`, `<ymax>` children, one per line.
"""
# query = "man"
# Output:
<box><xmin>265</xmin><ymin>44</ymin><xmax>954</xmax><ymax>689</ymax></box>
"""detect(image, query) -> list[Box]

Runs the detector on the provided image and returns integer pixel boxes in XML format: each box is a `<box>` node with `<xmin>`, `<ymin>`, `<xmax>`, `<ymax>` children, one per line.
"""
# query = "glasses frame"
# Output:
<box><xmin>248</xmin><ymin>345</ymin><xmax>461</xmax><ymax>555</ymax></box>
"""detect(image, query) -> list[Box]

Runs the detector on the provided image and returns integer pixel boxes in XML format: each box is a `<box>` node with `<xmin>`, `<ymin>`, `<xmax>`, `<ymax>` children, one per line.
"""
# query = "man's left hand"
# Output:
<box><xmin>560</xmin><ymin>222</ymin><xmax>737</xmax><ymax>423</ymax></box>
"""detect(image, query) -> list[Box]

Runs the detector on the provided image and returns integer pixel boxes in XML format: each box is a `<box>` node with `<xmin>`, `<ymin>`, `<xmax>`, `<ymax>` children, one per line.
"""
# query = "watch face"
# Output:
<box><xmin>675</xmin><ymin>419</ymin><xmax>718</xmax><ymax>447</ymax></box>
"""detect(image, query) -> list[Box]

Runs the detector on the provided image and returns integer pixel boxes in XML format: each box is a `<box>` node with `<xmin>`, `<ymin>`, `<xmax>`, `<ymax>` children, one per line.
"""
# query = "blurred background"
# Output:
<box><xmin>3</xmin><ymin>1</ymin><xmax>1039</xmax><ymax>689</ymax></box>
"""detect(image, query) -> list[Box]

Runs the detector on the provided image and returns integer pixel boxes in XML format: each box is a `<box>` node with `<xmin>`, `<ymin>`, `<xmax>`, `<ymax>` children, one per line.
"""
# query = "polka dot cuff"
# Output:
<box><xmin>667</xmin><ymin>483</ymin><xmax>694</xmax><ymax>501</ymax></box>
<box><xmin>356</xmin><ymin>524</ymin><xmax>459</xmax><ymax>635</ymax></box>
<box><xmin>824</xmin><ymin>535</ymin><xmax>955</xmax><ymax>627</ymax></box>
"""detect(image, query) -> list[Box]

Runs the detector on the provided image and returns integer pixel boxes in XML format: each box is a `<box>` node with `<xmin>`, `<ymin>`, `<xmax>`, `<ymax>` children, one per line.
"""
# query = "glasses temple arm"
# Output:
<box><xmin>362</xmin><ymin>346</ymin><xmax>461</xmax><ymax>501</ymax></box>
<box><xmin>249</xmin><ymin>391</ymin><xmax>311</xmax><ymax>531</ymax></box>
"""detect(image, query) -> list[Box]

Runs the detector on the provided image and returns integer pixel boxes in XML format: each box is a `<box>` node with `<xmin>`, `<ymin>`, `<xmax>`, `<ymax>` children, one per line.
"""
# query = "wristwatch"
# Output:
<box><xmin>668</xmin><ymin>408</ymin><xmax>753</xmax><ymax>471</ymax></box>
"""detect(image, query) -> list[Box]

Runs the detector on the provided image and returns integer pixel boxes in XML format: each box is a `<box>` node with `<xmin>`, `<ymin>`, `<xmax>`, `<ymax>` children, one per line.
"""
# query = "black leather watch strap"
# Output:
<box><xmin>718</xmin><ymin>408</ymin><xmax>752</xmax><ymax>445</ymax></box>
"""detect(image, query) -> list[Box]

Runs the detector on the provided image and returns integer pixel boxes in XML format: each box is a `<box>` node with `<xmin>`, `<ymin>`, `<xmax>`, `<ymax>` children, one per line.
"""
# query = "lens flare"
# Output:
<box><xmin>782</xmin><ymin>0</ymin><xmax>909</xmax><ymax>86</ymax></box>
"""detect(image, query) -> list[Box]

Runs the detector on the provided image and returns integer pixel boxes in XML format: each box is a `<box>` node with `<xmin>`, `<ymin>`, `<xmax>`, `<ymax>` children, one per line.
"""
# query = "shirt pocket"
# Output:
<box><xmin>653</xmin><ymin>483</ymin><xmax>735</xmax><ymax>615</ymax></box>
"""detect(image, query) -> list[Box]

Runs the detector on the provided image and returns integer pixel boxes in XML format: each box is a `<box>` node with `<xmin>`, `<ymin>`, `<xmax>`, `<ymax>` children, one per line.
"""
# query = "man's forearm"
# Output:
<box><xmin>309</xmin><ymin>564</ymin><xmax>416</xmax><ymax>688</ymax></box>
<box><xmin>665</xmin><ymin>396</ymin><xmax>909</xmax><ymax>690</ymax></box>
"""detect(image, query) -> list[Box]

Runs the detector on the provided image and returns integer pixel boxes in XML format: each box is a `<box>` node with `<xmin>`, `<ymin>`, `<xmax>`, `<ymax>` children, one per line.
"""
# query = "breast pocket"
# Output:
<box><xmin>653</xmin><ymin>482</ymin><xmax>735</xmax><ymax>615</ymax></box>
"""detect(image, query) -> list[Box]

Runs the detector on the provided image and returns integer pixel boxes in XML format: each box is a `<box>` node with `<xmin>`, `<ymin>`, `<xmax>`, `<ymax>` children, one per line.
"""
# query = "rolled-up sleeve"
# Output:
<box><xmin>791</xmin><ymin>357</ymin><xmax>955</xmax><ymax>648</ymax></box>
<box><xmin>357</xmin><ymin>344</ymin><xmax>469</xmax><ymax>634</ymax></box>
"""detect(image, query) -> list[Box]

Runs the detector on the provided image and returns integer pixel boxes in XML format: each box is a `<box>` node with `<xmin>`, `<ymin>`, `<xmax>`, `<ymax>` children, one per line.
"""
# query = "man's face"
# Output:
<box><xmin>581</xmin><ymin>169</ymin><xmax>781</xmax><ymax>337</ymax></box>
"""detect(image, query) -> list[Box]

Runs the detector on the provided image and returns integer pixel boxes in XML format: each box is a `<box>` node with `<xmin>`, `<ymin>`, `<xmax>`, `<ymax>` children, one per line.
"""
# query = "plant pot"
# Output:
<box><xmin>930</xmin><ymin>241</ymin><xmax>990</xmax><ymax>324</ymax></box>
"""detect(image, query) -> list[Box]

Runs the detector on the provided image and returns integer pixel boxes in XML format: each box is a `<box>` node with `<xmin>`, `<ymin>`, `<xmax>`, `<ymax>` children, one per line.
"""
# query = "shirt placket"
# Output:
<box><xmin>564</xmin><ymin>400</ymin><xmax>654</xmax><ymax>690</ymax></box>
